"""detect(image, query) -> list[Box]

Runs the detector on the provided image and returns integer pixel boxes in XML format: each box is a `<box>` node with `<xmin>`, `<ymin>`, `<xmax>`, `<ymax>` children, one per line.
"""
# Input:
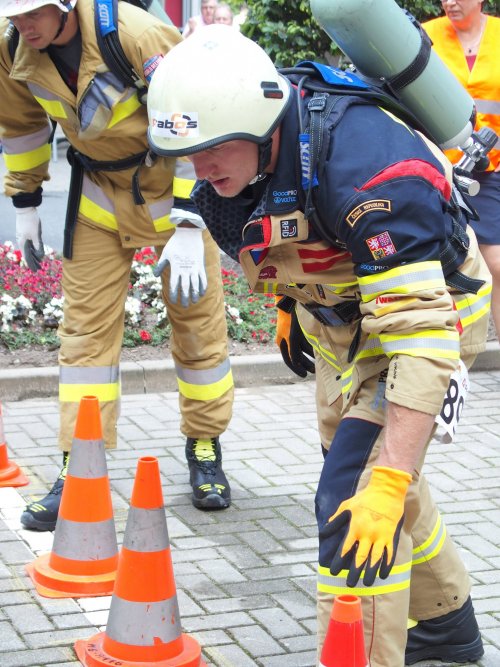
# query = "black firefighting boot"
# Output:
<box><xmin>405</xmin><ymin>596</ymin><xmax>484</xmax><ymax>665</ymax></box>
<box><xmin>20</xmin><ymin>452</ymin><xmax>69</xmax><ymax>531</ymax></box>
<box><xmin>185</xmin><ymin>437</ymin><xmax>231</xmax><ymax>510</ymax></box>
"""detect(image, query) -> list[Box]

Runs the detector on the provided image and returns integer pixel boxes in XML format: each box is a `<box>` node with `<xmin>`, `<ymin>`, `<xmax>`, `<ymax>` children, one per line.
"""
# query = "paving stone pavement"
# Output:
<box><xmin>0</xmin><ymin>370</ymin><xmax>499</xmax><ymax>667</ymax></box>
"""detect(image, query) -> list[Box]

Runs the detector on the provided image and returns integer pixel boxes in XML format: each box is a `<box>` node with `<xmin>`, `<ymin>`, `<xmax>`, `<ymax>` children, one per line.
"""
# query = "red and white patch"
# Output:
<box><xmin>143</xmin><ymin>55</ymin><xmax>164</xmax><ymax>83</ymax></box>
<box><xmin>365</xmin><ymin>231</ymin><xmax>397</xmax><ymax>260</ymax></box>
<box><xmin>258</xmin><ymin>266</ymin><xmax>278</xmax><ymax>280</ymax></box>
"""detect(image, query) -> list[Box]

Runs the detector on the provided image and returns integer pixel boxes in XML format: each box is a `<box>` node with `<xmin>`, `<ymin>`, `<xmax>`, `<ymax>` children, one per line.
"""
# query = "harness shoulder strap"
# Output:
<box><xmin>6</xmin><ymin>22</ymin><xmax>19</xmax><ymax>64</ymax></box>
<box><xmin>94</xmin><ymin>0</ymin><xmax>148</xmax><ymax>103</ymax></box>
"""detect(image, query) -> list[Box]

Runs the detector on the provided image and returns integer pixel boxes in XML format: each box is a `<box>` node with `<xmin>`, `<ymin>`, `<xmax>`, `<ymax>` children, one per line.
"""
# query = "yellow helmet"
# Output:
<box><xmin>147</xmin><ymin>24</ymin><xmax>291</xmax><ymax>157</ymax></box>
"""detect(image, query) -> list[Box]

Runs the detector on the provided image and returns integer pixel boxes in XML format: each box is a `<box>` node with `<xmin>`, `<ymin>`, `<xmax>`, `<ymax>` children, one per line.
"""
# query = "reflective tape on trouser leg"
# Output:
<box><xmin>59</xmin><ymin>366</ymin><xmax>120</xmax><ymax>449</ymax></box>
<box><xmin>409</xmin><ymin>474</ymin><xmax>471</xmax><ymax>619</ymax></box>
<box><xmin>316</xmin><ymin>417</ymin><xmax>413</xmax><ymax>596</ymax></box>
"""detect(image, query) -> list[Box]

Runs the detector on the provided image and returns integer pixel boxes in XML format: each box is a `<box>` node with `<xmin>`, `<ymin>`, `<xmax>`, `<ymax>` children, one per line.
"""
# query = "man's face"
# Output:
<box><xmin>189</xmin><ymin>140</ymin><xmax>259</xmax><ymax>198</ymax></box>
<box><xmin>201</xmin><ymin>0</ymin><xmax>217</xmax><ymax>24</ymax></box>
<box><xmin>8</xmin><ymin>4</ymin><xmax>62</xmax><ymax>49</ymax></box>
<box><xmin>214</xmin><ymin>7</ymin><xmax>232</xmax><ymax>25</ymax></box>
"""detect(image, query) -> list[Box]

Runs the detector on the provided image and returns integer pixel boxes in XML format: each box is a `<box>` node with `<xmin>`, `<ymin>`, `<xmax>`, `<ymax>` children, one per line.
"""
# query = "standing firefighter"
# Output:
<box><xmin>147</xmin><ymin>26</ymin><xmax>490</xmax><ymax>667</ymax></box>
<box><xmin>0</xmin><ymin>0</ymin><xmax>233</xmax><ymax>529</ymax></box>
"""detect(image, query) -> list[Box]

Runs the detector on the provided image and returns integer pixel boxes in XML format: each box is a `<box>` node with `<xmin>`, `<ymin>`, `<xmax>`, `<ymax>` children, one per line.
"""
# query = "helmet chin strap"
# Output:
<box><xmin>52</xmin><ymin>11</ymin><xmax>68</xmax><ymax>41</ymax></box>
<box><xmin>248</xmin><ymin>137</ymin><xmax>273</xmax><ymax>185</ymax></box>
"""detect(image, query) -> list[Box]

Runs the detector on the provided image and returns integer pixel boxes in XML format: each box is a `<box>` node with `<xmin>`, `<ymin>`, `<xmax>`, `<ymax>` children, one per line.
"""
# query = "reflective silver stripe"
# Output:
<box><xmin>381</xmin><ymin>336</ymin><xmax>459</xmax><ymax>354</ymax></box>
<box><xmin>1</xmin><ymin>124</ymin><xmax>52</xmax><ymax>154</ymax></box>
<box><xmin>174</xmin><ymin>159</ymin><xmax>196</xmax><ymax>181</ymax></box>
<box><xmin>59</xmin><ymin>365</ymin><xmax>120</xmax><ymax>384</ymax></box>
<box><xmin>68</xmin><ymin>439</ymin><xmax>107</xmax><ymax>478</ymax></box>
<box><xmin>27</xmin><ymin>82</ymin><xmax>62</xmax><ymax>101</ymax></box>
<box><xmin>52</xmin><ymin>518</ymin><xmax>117</xmax><ymax>560</ymax></box>
<box><xmin>357</xmin><ymin>333</ymin><xmax>384</xmax><ymax>358</ymax></box>
<box><xmin>412</xmin><ymin>515</ymin><xmax>446</xmax><ymax>565</ymax></box>
<box><xmin>473</xmin><ymin>99</ymin><xmax>500</xmax><ymax>115</ymax></box>
<box><xmin>81</xmin><ymin>176</ymin><xmax>116</xmax><ymax>214</ymax></box>
<box><xmin>359</xmin><ymin>267</ymin><xmax>444</xmax><ymax>298</ymax></box>
<box><xmin>106</xmin><ymin>596</ymin><xmax>181</xmax><ymax>646</ymax></box>
<box><xmin>149</xmin><ymin>198</ymin><xmax>174</xmax><ymax>220</ymax></box>
<box><xmin>175</xmin><ymin>358</ymin><xmax>231</xmax><ymax>386</ymax></box>
<box><xmin>317</xmin><ymin>564</ymin><xmax>411</xmax><ymax>595</ymax></box>
<box><xmin>123</xmin><ymin>507</ymin><xmax>170</xmax><ymax>552</ymax></box>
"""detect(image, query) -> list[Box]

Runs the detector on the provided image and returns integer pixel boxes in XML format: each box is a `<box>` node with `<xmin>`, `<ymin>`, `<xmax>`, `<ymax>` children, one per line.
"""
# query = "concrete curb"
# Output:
<box><xmin>1</xmin><ymin>342</ymin><xmax>498</xmax><ymax>402</ymax></box>
<box><xmin>0</xmin><ymin>353</ymin><xmax>306</xmax><ymax>402</ymax></box>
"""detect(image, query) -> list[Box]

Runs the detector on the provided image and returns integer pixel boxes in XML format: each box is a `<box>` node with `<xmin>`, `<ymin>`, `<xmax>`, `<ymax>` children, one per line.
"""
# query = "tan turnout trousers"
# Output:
<box><xmin>58</xmin><ymin>221</ymin><xmax>233</xmax><ymax>449</ymax></box>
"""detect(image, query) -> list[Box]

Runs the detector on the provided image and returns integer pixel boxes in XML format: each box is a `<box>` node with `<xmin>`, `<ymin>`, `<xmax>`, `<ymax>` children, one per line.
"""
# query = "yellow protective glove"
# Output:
<box><xmin>320</xmin><ymin>466</ymin><xmax>412</xmax><ymax>587</ymax></box>
<box><xmin>275</xmin><ymin>296</ymin><xmax>315</xmax><ymax>378</ymax></box>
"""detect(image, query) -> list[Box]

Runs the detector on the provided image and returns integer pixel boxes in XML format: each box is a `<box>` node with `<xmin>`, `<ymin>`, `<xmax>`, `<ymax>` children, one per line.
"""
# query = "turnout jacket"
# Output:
<box><xmin>193</xmin><ymin>89</ymin><xmax>491</xmax><ymax>415</ymax></box>
<box><xmin>423</xmin><ymin>15</ymin><xmax>500</xmax><ymax>171</ymax></box>
<box><xmin>0</xmin><ymin>0</ymin><xmax>191</xmax><ymax>247</ymax></box>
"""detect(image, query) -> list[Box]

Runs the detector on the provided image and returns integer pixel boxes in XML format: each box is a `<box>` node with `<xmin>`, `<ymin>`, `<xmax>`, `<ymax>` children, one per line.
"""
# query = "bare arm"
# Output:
<box><xmin>377</xmin><ymin>402</ymin><xmax>436</xmax><ymax>474</ymax></box>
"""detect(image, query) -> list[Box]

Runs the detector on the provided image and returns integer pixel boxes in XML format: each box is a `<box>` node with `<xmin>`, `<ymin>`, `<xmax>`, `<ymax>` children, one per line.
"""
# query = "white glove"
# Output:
<box><xmin>15</xmin><ymin>207</ymin><xmax>45</xmax><ymax>272</ymax></box>
<box><xmin>154</xmin><ymin>227</ymin><xmax>207</xmax><ymax>307</ymax></box>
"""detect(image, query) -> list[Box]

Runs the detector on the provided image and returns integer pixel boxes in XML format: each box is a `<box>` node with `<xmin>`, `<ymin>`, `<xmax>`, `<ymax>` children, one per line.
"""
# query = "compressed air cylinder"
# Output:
<box><xmin>310</xmin><ymin>0</ymin><xmax>474</xmax><ymax>150</ymax></box>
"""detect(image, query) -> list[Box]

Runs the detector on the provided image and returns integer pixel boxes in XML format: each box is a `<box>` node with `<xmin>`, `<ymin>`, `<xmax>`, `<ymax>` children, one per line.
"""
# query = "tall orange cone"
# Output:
<box><xmin>320</xmin><ymin>595</ymin><xmax>370</xmax><ymax>667</ymax></box>
<box><xmin>25</xmin><ymin>396</ymin><xmax>118</xmax><ymax>598</ymax></box>
<box><xmin>75</xmin><ymin>456</ymin><xmax>208</xmax><ymax>667</ymax></box>
<box><xmin>0</xmin><ymin>401</ymin><xmax>28</xmax><ymax>487</ymax></box>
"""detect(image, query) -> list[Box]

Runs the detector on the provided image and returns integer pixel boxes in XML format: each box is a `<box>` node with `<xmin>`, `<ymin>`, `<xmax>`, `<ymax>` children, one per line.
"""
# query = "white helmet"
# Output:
<box><xmin>147</xmin><ymin>24</ymin><xmax>291</xmax><ymax>157</ymax></box>
<box><xmin>0</xmin><ymin>0</ymin><xmax>76</xmax><ymax>17</ymax></box>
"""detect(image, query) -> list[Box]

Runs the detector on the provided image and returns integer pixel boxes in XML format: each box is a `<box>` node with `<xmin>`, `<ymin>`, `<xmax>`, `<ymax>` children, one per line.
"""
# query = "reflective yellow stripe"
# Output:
<box><xmin>108</xmin><ymin>94</ymin><xmax>142</xmax><ymax>128</ymax></box>
<box><xmin>79</xmin><ymin>194</ymin><xmax>118</xmax><ymax>230</ymax></box>
<box><xmin>356</xmin><ymin>335</ymin><xmax>384</xmax><ymax>360</ymax></box>
<box><xmin>173</xmin><ymin>176</ymin><xmax>195</xmax><ymax>199</ymax></box>
<box><xmin>302</xmin><ymin>331</ymin><xmax>342</xmax><ymax>372</ymax></box>
<box><xmin>177</xmin><ymin>369</ymin><xmax>233</xmax><ymax>401</ymax></box>
<box><xmin>3</xmin><ymin>143</ymin><xmax>51</xmax><ymax>171</ymax></box>
<box><xmin>412</xmin><ymin>514</ymin><xmax>447</xmax><ymax>566</ymax></box>
<box><xmin>380</xmin><ymin>329</ymin><xmax>459</xmax><ymax>359</ymax></box>
<box><xmin>359</xmin><ymin>261</ymin><xmax>444</xmax><ymax>301</ymax></box>
<box><xmin>341</xmin><ymin>365</ymin><xmax>353</xmax><ymax>395</ymax></box>
<box><xmin>317</xmin><ymin>562</ymin><xmax>412</xmax><ymax>596</ymax></box>
<box><xmin>455</xmin><ymin>283</ymin><xmax>492</xmax><ymax>328</ymax></box>
<box><xmin>59</xmin><ymin>382</ymin><xmax>120</xmax><ymax>402</ymax></box>
<box><xmin>325</xmin><ymin>281</ymin><xmax>358</xmax><ymax>295</ymax></box>
<box><xmin>33</xmin><ymin>96</ymin><xmax>68</xmax><ymax>118</ymax></box>
<box><xmin>152</xmin><ymin>214</ymin><xmax>175</xmax><ymax>233</ymax></box>
<box><xmin>260</xmin><ymin>282</ymin><xmax>279</xmax><ymax>294</ymax></box>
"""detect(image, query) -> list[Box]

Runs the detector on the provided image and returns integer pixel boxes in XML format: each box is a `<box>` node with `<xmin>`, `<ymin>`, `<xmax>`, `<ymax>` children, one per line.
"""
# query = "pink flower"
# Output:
<box><xmin>139</xmin><ymin>330</ymin><xmax>152</xmax><ymax>342</ymax></box>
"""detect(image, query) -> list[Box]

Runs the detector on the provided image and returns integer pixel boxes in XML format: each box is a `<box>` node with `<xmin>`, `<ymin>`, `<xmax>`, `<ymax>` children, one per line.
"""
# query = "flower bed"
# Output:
<box><xmin>0</xmin><ymin>243</ymin><xmax>277</xmax><ymax>351</ymax></box>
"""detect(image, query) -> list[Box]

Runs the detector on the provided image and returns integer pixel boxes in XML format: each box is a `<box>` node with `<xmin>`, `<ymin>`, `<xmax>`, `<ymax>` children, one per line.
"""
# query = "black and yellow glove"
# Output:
<box><xmin>275</xmin><ymin>296</ymin><xmax>315</xmax><ymax>378</ymax></box>
<box><xmin>319</xmin><ymin>466</ymin><xmax>412</xmax><ymax>587</ymax></box>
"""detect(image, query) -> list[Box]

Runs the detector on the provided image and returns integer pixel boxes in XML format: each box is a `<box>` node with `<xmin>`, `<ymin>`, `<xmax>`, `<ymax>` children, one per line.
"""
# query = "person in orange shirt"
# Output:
<box><xmin>424</xmin><ymin>0</ymin><xmax>500</xmax><ymax>343</ymax></box>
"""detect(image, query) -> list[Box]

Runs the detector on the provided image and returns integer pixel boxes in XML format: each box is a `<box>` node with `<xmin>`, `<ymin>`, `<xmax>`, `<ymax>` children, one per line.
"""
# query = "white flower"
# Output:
<box><xmin>151</xmin><ymin>297</ymin><xmax>167</xmax><ymax>324</ymax></box>
<box><xmin>43</xmin><ymin>296</ymin><xmax>64</xmax><ymax>324</ymax></box>
<box><xmin>124</xmin><ymin>295</ymin><xmax>143</xmax><ymax>325</ymax></box>
<box><xmin>225</xmin><ymin>303</ymin><xmax>243</xmax><ymax>325</ymax></box>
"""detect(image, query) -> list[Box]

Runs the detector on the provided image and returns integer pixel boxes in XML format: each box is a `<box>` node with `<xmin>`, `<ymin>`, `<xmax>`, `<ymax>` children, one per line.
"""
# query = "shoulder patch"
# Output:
<box><xmin>346</xmin><ymin>199</ymin><xmax>391</xmax><ymax>227</ymax></box>
<box><xmin>365</xmin><ymin>231</ymin><xmax>397</xmax><ymax>260</ymax></box>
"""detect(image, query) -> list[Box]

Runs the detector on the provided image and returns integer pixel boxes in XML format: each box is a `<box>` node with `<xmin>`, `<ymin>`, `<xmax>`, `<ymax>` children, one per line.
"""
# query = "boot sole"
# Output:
<box><xmin>20</xmin><ymin>511</ymin><xmax>57</xmax><ymax>532</ymax></box>
<box><xmin>405</xmin><ymin>635</ymin><xmax>484</xmax><ymax>665</ymax></box>
<box><xmin>192</xmin><ymin>494</ymin><xmax>231</xmax><ymax>510</ymax></box>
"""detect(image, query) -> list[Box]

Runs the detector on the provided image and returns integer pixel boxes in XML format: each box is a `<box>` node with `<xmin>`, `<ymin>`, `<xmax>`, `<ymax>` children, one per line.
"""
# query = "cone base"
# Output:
<box><xmin>26</xmin><ymin>553</ymin><xmax>116</xmax><ymax>599</ymax></box>
<box><xmin>75</xmin><ymin>632</ymin><xmax>208</xmax><ymax>667</ymax></box>
<box><xmin>0</xmin><ymin>460</ymin><xmax>29</xmax><ymax>487</ymax></box>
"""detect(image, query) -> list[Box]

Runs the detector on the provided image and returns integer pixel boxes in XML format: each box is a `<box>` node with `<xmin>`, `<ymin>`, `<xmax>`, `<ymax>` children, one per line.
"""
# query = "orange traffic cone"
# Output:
<box><xmin>320</xmin><ymin>595</ymin><xmax>370</xmax><ymax>667</ymax></box>
<box><xmin>0</xmin><ymin>401</ymin><xmax>28</xmax><ymax>488</ymax></box>
<box><xmin>25</xmin><ymin>396</ymin><xmax>118</xmax><ymax>598</ymax></box>
<box><xmin>75</xmin><ymin>455</ymin><xmax>208</xmax><ymax>667</ymax></box>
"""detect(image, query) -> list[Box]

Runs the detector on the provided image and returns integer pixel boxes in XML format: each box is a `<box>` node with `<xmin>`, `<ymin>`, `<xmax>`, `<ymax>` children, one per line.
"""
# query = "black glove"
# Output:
<box><xmin>276</xmin><ymin>297</ymin><xmax>315</xmax><ymax>378</ymax></box>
